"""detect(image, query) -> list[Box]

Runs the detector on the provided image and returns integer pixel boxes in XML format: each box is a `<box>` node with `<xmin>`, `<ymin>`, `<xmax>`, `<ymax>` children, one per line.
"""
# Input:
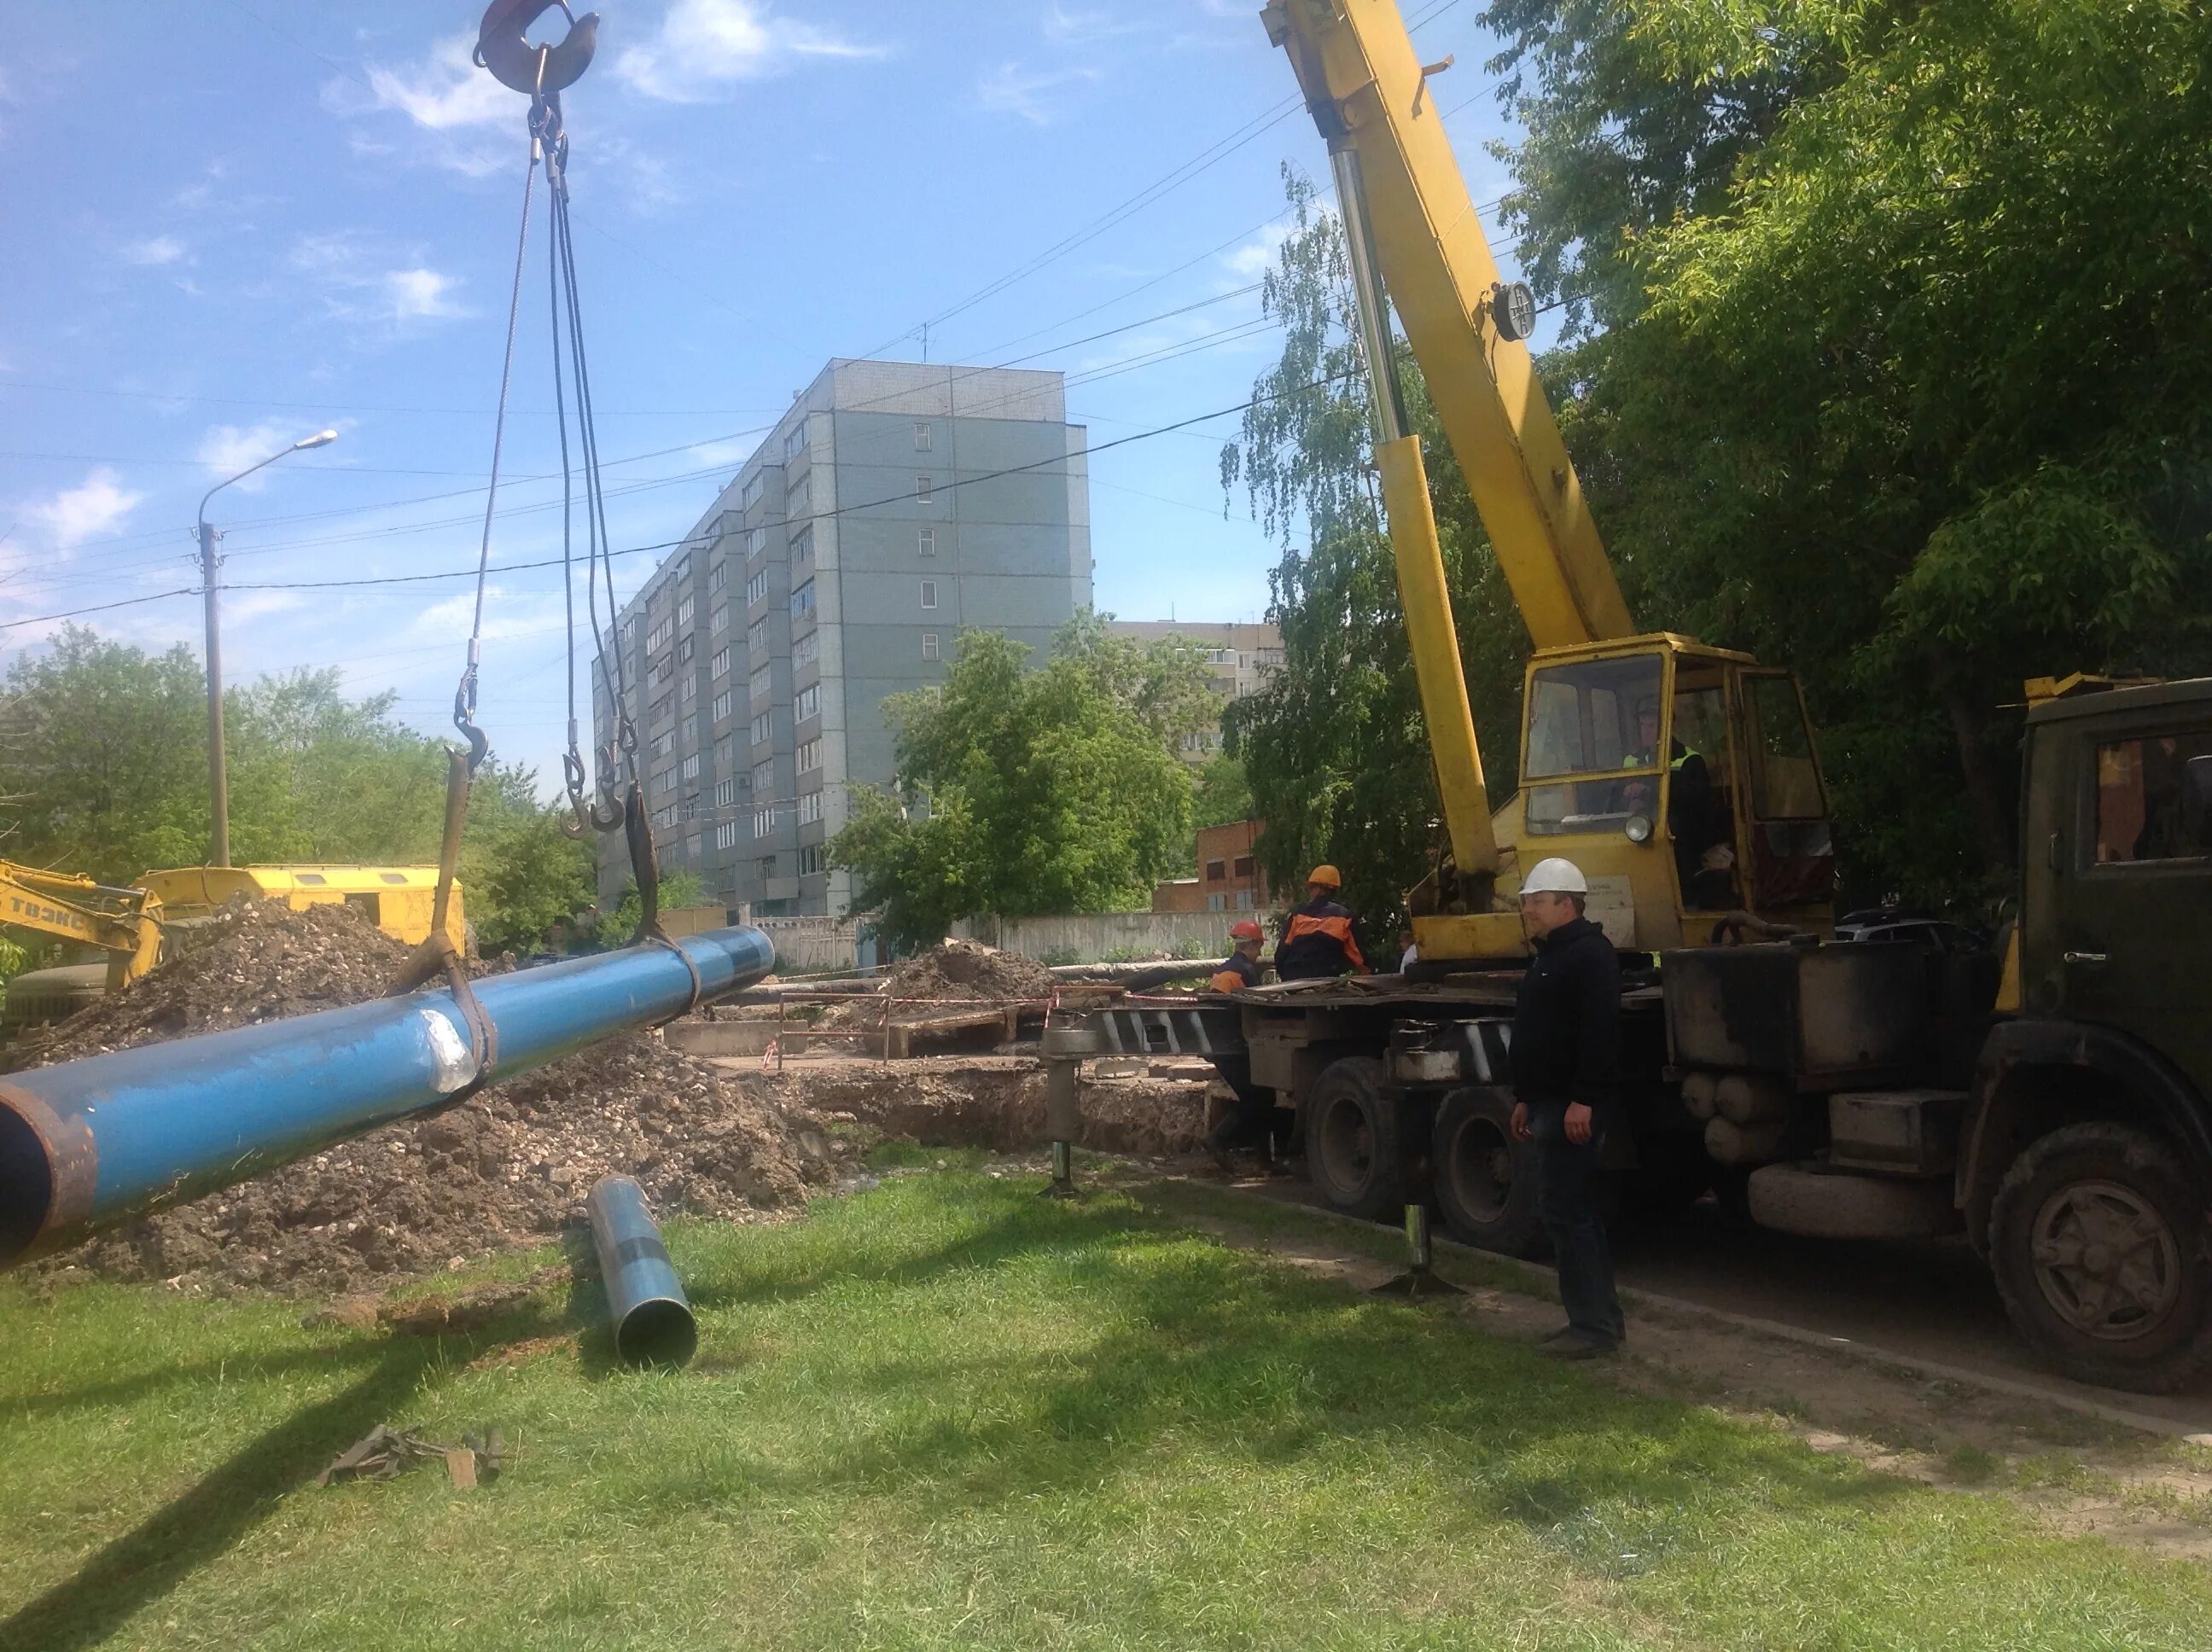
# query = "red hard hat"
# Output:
<box><xmin>1229</xmin><ymin>920</ymin><xmax>1265</xmax><ymax>940</ymax></box>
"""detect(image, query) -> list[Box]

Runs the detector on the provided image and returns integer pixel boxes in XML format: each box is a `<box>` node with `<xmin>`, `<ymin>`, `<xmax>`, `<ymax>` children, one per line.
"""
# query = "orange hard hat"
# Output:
<box><xmin>1229</xmin><ymin>920</ymin><xmax>1265</xmax><ymax>940</ymax></box>
<box><xmin>1307</xmin><ymin>864</ymin><xmax>1342</xmax><ymax>889</ymax></box>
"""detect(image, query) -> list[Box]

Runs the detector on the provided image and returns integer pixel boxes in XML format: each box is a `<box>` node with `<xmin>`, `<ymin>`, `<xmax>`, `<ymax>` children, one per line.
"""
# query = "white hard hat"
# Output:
<box><xmin>1522</xmin><ymin>857</ymin><xmax>1589</xmax><ymax>895</ymax></box>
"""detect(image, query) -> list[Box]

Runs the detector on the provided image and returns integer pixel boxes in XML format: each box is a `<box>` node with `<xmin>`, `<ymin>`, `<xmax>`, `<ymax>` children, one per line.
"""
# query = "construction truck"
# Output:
<box><xmin>1046</xmin><ymin>0</ymin><xmax>2212</xmax><ymax>1393</ymax></box>
<box><xmin>2</xmin><ymin>864</ymin><xmax>467</xmax><ymax>1039</ymax></box>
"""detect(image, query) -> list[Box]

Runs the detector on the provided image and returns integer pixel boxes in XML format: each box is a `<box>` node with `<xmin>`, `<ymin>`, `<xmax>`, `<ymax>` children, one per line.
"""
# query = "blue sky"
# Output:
<box><xmin>0</xmin><ymin>0</ymin><xmax>1528</xmax><ymax>788</ymax></box>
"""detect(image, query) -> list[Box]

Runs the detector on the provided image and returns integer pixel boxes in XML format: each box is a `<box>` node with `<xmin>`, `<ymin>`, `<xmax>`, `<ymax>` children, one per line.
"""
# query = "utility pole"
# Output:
<box><xmin>196</xmin><ymin>429</ymin><xmax>338</xmax><ymax>867</ymax></box>
<box><xmin>198</xmin><ymin>517</ymin><xmax>230</xmax><ymax>867</ymax></box>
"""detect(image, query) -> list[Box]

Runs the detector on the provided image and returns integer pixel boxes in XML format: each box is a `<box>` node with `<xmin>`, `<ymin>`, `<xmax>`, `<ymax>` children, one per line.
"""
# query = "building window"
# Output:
<box><xmin>918</xmin><ymin>526</ymin><xmax>935</xmax><ymax>557</ymax></box>
<box><xmin>742</xmin><ymin>473</ymin><xmax>764</xmax><ymax>509</ymax></box>
<box><xmin>709</xmin><ymin>560</ymin><xmax>730</xmax><ymax>592</ymax></box>
<box><xmin>746</xmin><ymin>569</ymin><xmax>770</xmax><ymax>607</ymax></box>
<box><xmin>787</xmin><ymin>475</ymin><xmax>812</xmax><ymax>518</ymax></box>
<box><xmin>652</xmin><ymin>767</ymin><xmax>675</xmax><ymax>797</ymax></box>
<box><xmin>715</xmin><ymin>735</ymin><xmax>736</xmax><ymax>769</ymax></box>
<box><xmin>654</xmin><ymin>804</ymin><xmax>678</xmax><ymax>830</ymax></box>
<box><xmin>784</xmin><ymin>421</ymin><xmax>807</xmax><ymax>459</ymax></box>
<box><xmin>672</xmin><ymin>554</ymin><xmax>691</xmax><ymax>584</ymax></box>
<box><xmin>650</xmin><ymin>729</ymin><xmax>675</xmax><ymax>759</ymax></box>
<box><xmin>680</xmin><ymin>753</ymin><xmax>701</xmax><ymax>782</ymax></box>
<box><xmin>791</xmin><ymin>525</ymin><xmax>814</xmax><ymax>567</ymax></box>
<box><xmin>759</xmin><ymin>855</ymin><xmax>777</xmax><ymax>879</ymax></box>
<box><xmin>714</xmin><ymin>777</ymin><xmax>736</xmax><ymax>806</ymax></box>
<box><xmin>792</xmin><ymin>631</ymin><xmax>820</xmax><ymax>669</ymax></box>
<box><xmin>649</xmin><ymin>692</ymin><xmax>672</xmax><ymax>724</ymax></box>
<box><xmin>749</xmin><ymin>664</ymin><xmax>772</xmax><ymax>704</ymax></box>
<box><xmin>799</xmin><ymin>790</ymin><xmax>824</xmax><ymax>824</ymax></box>
<box><xmin>1206</xmin><ymin>892</ymin><xmax>1227</xmax><ymax>912</ymax></box>
<box><xmin>649</xmin><ymin>655</ymin><xmax>673</xmax><ymax>689</ymax></box>
<box><xmin>1234</xmin><ymin>855</ymin><xmax>1256</xmax><ymax>879</ymax></box>
<box><xmin>751</xmin><ymin>759</ymin><xmax>773</xmax><ymax>792</ymax></box>
<box><xmin>920</xmin><ymin>579</ymin><xmax>938</xmax><ymax>610</ymax></box>
<box><xmin>797</xmin><ymin>845</ymin><xmax>826</xmax><ymax>876</ymax></box>
<box><xmin>1205</xmin><ymin>859</ymin><xmax>1227</xmax><ymax>881</ymax></box>
<box><xmin>789</xmin><ymin>579</ymin><xmax>816</xmax><ymax>620</ymax></box>
<box><xmin>753</xmin><ymin>806</ymin><xmax>779</xmax><ymax>838</ymax></box>
<box><xmin>751</xmin><ymin>710</ymin><xmax>773</xmax><ymax>746</ymax></box>
<box><xmin>679</xmin><ymin>671</ymin><xmax>696</xmax><ymax>705</ymax></box>
<box><xmin>646</xmin><ymin>616</ymin><xmax>673</xmax><ymax>654</ymax></box>
<box><xmin>747</xmin><ymin>617</ymin><xmax>769</xmax><ymax>656</ymax></box>
<box><xmin>676</xmin><ymin>636</ymin><xmax>695</xmax><ymax>665</ymax></box>
<box><xmin>680</xmin><ymin>712</ymin><xmax>698</xmax><ymax>746</ymax></box>
<box><xmin>796</xmin><ymin>739</ymin><xmax>821</xmax><ymax>774</ymax></box>
<box><xmin>747</xmin><ymin>526</ymin><xmax>766</xmax><ymax>558</ymax></box>
<box><xmin>712</xmin><ymin>689</ymin><xmax>733</xmax><ymax>724</ymax></box>
<box><xmin>921</xmin><ymin>632</ymin><xmax>939</xmax><ymax>660</ymax></box>
<box><xmin>795</xmin><ymin>683</ymin><xmax>820</xmax><ymax>722</ymax></box>
<box><xmin>712</xmin><ymin>646</ymin><xmax>731</xmax><ymax>679</ymax></box>
<box><xmin>710</xmin><ymin>602</ymin><xmax>729</xmax><ymax>636</ymax></box>
<box><xmin>715</xmin><ymin>821</ymin><xmax>740</xmax><ymax>850</ymax></box>
<box><xmin>915</xmin><ymin>473</ymin><xmax>933</xmax><ymax>504</ymax></box>
<box><xmin>677</xmin><ymin>594</ymin><xmax>694</xmax><ymax>627</ymax></box>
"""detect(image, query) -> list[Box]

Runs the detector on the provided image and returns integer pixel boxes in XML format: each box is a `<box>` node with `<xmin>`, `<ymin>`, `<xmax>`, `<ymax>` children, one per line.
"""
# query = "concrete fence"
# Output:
<box><xmin>750</xmin><ymin>917</ymin><xmax>866</xmax><ymax>977</ymax></box>
<box><xmin>952</xmin><ymin>911</ymin><xmax>1232</xmax><ymax>963</ymax></box>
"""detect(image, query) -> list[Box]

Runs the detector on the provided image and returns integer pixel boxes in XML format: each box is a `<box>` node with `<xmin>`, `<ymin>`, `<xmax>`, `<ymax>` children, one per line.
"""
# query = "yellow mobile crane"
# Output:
<box><xmin>1263</xmin><ymin>0</ymin><xmax>1836</xmax><ymax>959</ymax></box>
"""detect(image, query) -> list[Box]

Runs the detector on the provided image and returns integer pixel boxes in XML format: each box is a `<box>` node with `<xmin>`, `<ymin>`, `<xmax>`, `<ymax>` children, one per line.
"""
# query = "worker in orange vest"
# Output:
<box><xmin>1208</xmin><ymin>919</ymin><xmax>1267</xmax><ymax>992</ymax></box>
<box><xmin>1274</xmin><ymin>864</ymin><xmax>1365</xmax><ymax>980</ymax></box>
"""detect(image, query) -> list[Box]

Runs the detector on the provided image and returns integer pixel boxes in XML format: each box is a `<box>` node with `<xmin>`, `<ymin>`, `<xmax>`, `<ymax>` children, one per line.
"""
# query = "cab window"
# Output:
<box><xmin>1523</xmin><ymin>654</ymin><xmax>1664</xmax><ymax>839</ymax></box>
<box><xmin>1741</xmin><ymin>673</ymin><xmax>1834</xmax><ymax>907</ymax></box>
<box><xmin>2096</xmin><ymin>732</ymin><xmax>2212</xmax><ymax>863</ymax></box>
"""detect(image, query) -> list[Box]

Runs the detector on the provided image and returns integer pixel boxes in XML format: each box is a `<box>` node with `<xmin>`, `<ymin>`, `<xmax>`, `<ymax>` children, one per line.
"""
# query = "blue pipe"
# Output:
<box><xmin>0</xmin><ymin>925</ymin><xmax>775</xmax><ymax>1267</ymax></box>
<box><xmin>585</xmin><ymin>1174</ymin><xmax>696</xmax><ymax>1365</ymax></box>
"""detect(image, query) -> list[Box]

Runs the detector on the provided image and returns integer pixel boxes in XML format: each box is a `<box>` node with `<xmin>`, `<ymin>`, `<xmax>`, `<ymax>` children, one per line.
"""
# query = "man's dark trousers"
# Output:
<box><xmin>1529</xmin><ymin>1102</ymin><xmax>1623</xmax><ymax>1345</ymax></box>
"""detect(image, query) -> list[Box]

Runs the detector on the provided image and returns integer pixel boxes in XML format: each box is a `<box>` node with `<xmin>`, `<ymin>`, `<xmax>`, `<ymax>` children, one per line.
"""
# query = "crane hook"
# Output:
<box><xmin>474</xmin><ymin>0</ymin><xmax>600</xmax><ymax>96</ymax></box>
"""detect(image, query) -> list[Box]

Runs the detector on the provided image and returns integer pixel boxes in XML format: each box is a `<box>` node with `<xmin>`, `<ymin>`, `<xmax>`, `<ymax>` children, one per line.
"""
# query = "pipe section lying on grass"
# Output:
<box><xmin>585</xmin><ymin>1174</ymin><xmax>697</xmax><ymax>1366</ymax></box>
<box><xmin>0</xmin><ymin>926</ymin><xmax>775</xmax><ymax>1267</ymax></box>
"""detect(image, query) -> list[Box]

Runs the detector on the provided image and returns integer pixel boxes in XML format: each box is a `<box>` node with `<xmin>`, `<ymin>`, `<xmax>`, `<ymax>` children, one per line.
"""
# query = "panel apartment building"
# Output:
<box><xmin>594</xmin><ymin>360</ymin><xmax>1092</xmax><ymax>918</ymax></box>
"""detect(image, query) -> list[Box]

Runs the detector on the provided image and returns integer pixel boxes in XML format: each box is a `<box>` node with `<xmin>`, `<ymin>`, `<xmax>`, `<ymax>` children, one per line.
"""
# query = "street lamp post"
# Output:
<box><xmin>197</xmin><ymin>429</ymin><xmax>337</xmax><ymax>866</ymax></box>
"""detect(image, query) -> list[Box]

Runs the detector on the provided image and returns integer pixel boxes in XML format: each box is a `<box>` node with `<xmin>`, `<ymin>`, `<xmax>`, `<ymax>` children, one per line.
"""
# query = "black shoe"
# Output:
<box><xmin>1537</xmin><ymin>1332</ymin><xmax>1621</xmax><ymax>1361</ymax></box>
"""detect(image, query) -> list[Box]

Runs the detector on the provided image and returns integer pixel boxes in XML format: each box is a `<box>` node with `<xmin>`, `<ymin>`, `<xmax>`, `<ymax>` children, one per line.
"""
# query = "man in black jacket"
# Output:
<box><xmin>1274</xmin><ymin>864</ymin><xmax>1366</xmax><ymax>981</ymax></box>
<box><xmin>1507</xmin><ymin>857</ymin><xmax>1626</xmax><ymax>1358</ymax></box>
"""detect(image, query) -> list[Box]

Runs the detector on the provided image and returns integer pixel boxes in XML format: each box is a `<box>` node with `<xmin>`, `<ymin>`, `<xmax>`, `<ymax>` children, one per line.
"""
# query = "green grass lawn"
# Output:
<box><xmin>4</xmin><ymin>1159</ymin><xmax>2209</xmax><ymax>1650</ymax></box>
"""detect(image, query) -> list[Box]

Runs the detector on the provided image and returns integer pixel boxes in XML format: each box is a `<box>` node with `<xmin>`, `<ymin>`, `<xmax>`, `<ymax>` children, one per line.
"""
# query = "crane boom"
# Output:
<box><xmin>1263</xmin><ymin>0</ymin><xmax>1633</xmax><ymax>649</ymax></box>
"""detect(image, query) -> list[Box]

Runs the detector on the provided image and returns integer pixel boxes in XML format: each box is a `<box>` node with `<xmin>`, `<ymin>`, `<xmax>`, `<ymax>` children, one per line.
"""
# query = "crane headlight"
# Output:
<box><xmin>1624</xmin><ymin>813</ymin><xmax>1655</xmax><ymax>845</ymax></box>
<box><xmin>1493</xmin><ymin>281</ymin><xmax>1538</xmax><ymax>342</ymax></box>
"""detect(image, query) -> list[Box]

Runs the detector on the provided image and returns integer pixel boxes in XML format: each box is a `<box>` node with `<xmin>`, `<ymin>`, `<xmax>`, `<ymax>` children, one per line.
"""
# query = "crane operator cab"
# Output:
<box><xmin>1513</xmin><ymin>637</ymin><xmax>1834</xmax><ymax>952</ymax></box>
<box><xmin>1412</xmin><ymin>637</ymin><xmax>1836</xmax><ymax>962</ymax></box>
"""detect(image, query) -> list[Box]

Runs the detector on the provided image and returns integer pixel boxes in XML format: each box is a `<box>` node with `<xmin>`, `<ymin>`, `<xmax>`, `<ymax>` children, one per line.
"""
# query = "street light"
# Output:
<box><xmin>196</xmin><ymin>429</ymin><xmax>338</xmax><ymax>867</ymax></box>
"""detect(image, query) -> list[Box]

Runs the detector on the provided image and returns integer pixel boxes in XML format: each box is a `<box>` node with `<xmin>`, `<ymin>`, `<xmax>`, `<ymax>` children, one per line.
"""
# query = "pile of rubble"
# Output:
<box><xmin>19</xmin><ymin>899</ymin><xmax>849</xmax><ymax>1295</ymax></box>
<box><xmin>5</xmin><ymin>899</ymin><xmax>417</xmax><ymax>1069</ymax></box>
<box><xmin>824</xmin><ymin>938</ymin><xmax>1057</xmax><ymax>1027</ymax></box>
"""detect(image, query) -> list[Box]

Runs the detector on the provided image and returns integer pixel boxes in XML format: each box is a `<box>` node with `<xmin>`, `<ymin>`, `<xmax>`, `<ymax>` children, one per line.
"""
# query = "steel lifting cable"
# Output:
<box><xmin>529</xmin><ymin>18</ymin><xmax>701</xmax><ymax>1015</ymax></box>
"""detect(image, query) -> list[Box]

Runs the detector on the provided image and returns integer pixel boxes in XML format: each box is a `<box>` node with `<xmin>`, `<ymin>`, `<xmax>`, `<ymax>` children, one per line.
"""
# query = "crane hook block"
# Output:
<box><xmin>474</xmin><ymin>0</ymin><xmax>600</xmax><ymax>96</ymax></box>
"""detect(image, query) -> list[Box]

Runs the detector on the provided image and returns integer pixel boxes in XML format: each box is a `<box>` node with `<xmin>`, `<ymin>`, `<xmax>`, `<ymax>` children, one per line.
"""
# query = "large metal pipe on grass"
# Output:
<box><xmin>586</xmin><ymin>1174</ymin><xmax>697</xmax><ymax>1366</ymax></box>
<box><xmin>0</xmin><ymin>926</ymin><xmax>775</xmax><ymax>1267</ymax></box>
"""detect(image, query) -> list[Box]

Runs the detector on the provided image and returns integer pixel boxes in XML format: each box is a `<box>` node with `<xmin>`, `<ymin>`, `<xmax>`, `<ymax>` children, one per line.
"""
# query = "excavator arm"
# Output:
<box><xmin>0</xmin><ymin>862</ymin><xmax>164</xmax><ymax>986</ymax></box>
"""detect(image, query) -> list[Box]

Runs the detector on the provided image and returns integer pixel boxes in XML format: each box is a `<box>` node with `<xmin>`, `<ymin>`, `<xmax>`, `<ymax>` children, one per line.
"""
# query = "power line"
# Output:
<box><xmin>2</xmin><ymin>372</ymin><xmax>1351</xmax><ymax>634</ymax></box>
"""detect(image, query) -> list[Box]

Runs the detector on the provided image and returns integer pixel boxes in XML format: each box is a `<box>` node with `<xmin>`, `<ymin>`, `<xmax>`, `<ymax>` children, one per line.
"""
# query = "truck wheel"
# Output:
<box><xmin>1989</xmin><ymin>1122</ymin><xmax>2212</xmax><ymax>1394</ymax></box>
<box><xmin>1304</xmin><ymin>1057</ymin><xmax>1404</xmax><ymax>1222</ymax></box>
<box><xmin>1430</xmin><ymin>1087</ymin><xmax>1545</xmax><ymax>1256</ymax></box>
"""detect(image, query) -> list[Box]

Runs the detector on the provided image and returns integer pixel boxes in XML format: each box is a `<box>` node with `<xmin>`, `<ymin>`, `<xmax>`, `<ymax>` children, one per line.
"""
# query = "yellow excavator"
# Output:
<box><xmin>1263</xmin><ymin>0</ymin><xmax>1836</xmax><ymax>960</ymax></box>
<box><xmin>0</xmin><ymin>861</ymin><xmax>166</xmax><ymax>1036</ymax></box>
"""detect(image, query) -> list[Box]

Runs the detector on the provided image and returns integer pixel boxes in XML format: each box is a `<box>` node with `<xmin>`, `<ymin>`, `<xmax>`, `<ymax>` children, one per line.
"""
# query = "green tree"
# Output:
<box><xmin>1219</xmin><ymin>171</ymin><xmax>1528</xmax><ymax>927</ymax></box>
<box><xmin>602</xmin><ymin>869</ymin><xmax>708</xmax><ymax>949</ymax></box>
<box><xmin>1485</xmin><ymin>0</ymin><xmax>2212</xmax><ymax>905</ymax></box>
<box><xmin>831</xmin><ymin>616</ymin><xmax>1208</xmax><ymax>951</ymax></box>
<box><xmin>2</xmin><ymin>626</ymin><xmax>592</xmax><ymax>951</ymax></box>
<box><xmin>1191</xmin><ymin>754</ymin><xmax>1254</xmax><ymax>830</ymax></box>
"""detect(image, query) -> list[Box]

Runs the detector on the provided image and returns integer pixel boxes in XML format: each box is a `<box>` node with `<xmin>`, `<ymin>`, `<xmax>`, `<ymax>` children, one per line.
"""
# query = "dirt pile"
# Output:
<box><xmin>824</xmin><ymin>939</ymin><xmax>1057</xmax><ymax>1027</ymax></box>
<box><xmin>15</xmin><ymin>899</ymin><xmax>849</xmax><ymax>1295</ymax></box>
<box><xmin>5</xmin><ymin>898</ymin><xmax>415</xmax><ymax>1069</ymax></box>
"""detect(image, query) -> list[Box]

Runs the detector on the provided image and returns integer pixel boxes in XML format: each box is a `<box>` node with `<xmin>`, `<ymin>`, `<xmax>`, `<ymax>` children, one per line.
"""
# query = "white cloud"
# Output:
<box><xmin>121</xmin><ymin>235</ymin><xmax>187</xmax><ymax>267</ymax></box>
<box><xmin>1043</xmin><ymin>4</ymin><xmax>1144</xmax><ymax>44</ymax></box>
<box><xmin>383</xmin><ymin>268</ymin><xmax>466</xmax><ymax>321</ymax></box>
<box><xmin>195</xmin><ymin>422</ymin><xmax>305</xmax><ymax>492</ymax></box>
<box><xmin>289</xmin><ymin>233</ymin><xmax>470</xmax><ymax>326</ymax></box>
<box><xmin>977</xmin><ymin>61</ymin><xmax>1103</xmax><ymax>125</ymax></box>
<box><xmin>1224</xmin><ymin>216</ymin><xmax>1301</xmax><ymax>281</ymax></box>
<box><xmin>358</xmin><ymin>32</ymin><xmax>510</xmax><ymax>132</ymax></box>
<box><xmin>224</xmin><ymin>590</ymin><xmax>309</xmax><ymax>625</ymax></box>
<box><xmin>614</xmin><ymin>0</ymin><xmax>887</xmax><ymax>102</ymax></box>
<box><xmin>26</xmin><ymin>467</ymin><xmax>142</xmax><ymax>552</ymax></box>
